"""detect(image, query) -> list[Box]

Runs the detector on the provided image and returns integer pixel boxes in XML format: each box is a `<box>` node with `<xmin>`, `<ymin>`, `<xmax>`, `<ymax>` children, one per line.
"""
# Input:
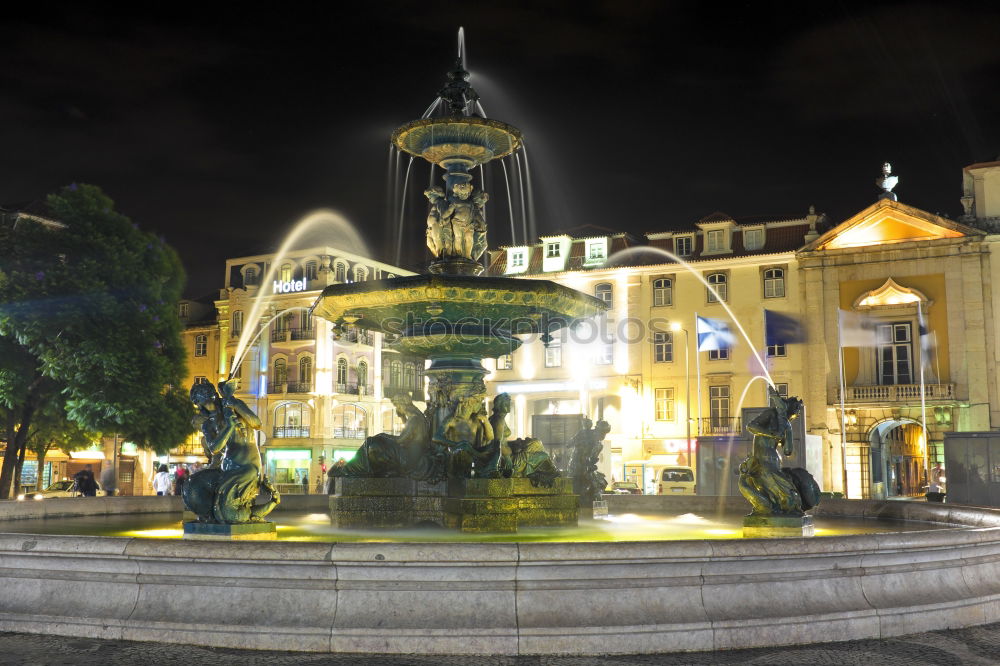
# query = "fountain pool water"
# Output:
<box><xmin>0</xmin><ymin>508</ymin><xmax>943</xmax><ymax>542</ymax></box>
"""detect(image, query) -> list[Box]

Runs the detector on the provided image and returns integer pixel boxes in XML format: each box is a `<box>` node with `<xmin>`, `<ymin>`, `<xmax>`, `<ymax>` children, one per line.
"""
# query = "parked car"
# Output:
<box><xmin>607</xmin><ymin>481</ymin><xmax>642</xmax><ymax>495</ymax></box>
<box><xmin>17</xmin><ymin>480</ymin><xmax>106</xmax><ymax>501</ymax></box>
<box><xmin>656</xmin><ymin>466</ymin><xmax>696</xmax><ymax>495</ymax></box>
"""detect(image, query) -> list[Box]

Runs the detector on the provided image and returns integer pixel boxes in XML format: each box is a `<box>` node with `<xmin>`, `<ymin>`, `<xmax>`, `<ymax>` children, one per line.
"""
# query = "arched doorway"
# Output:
<box><xmin>867</xmin><ymin>418</ymin><xmax>926</xmax><ymax>498</ymax></box>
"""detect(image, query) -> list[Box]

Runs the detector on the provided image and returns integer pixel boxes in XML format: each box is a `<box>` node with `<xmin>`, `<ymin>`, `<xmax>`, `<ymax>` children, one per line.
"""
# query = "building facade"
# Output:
<box><xmin>179</xmin><ymin>246</ymin><xmax>416</xmax><ymax>494</ymax></box>
<box><xmin>486</xmin><ymin>162</ymin><xmax>1000</xmax><ymax>498</ymax></box>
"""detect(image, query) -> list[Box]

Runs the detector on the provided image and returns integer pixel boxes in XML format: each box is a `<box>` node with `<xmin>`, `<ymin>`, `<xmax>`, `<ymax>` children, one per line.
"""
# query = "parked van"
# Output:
<box><xmin>655</xmin><ymin>466</ymin><xmax>696</xmax><ymax>495</ymax></box>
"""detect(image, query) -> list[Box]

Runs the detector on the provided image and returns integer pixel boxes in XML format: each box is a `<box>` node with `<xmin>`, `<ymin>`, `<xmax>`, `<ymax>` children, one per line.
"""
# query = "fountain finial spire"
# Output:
<box><xmin>438</xmin><ymin>54</ymin><xmax>480</xmax><ymax>116</ymax></box>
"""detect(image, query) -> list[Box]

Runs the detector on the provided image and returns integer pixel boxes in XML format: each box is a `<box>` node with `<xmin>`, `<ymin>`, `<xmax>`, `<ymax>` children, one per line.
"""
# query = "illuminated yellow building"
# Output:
<box><xmin>488</xmin><ymin>161</ymin><xmax>1000</xmax><ymax>498</ymax></box>
<box><xmin>179</xmin><ymin>246</ymin><xmax>416</xmax><ymax>495</ymax></box>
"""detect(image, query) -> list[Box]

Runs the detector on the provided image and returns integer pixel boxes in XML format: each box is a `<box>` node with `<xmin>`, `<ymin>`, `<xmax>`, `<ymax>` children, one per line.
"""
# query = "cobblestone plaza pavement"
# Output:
<box><xmin>4</xmin><ymin>622</ymin><xmax>1000</xmax><ymax>666</ymax></box>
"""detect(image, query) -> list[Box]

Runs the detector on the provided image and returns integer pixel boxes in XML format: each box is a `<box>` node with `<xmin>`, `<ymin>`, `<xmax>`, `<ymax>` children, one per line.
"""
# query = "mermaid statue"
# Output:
<box><xmin>184</xmin><ymin>380</ymin><xmax>280</xmax><ymax>523</ymax></box>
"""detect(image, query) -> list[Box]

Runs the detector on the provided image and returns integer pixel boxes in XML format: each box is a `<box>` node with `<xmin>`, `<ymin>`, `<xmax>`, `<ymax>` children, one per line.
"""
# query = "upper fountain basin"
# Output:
<box><xmin>312</xmin><ymin>274</ymin><xmax>607</xmax><ymax>339</ymax></box>
<box><xmin>392</xmin><ymin>116</ymin><xmax>523</xmax><ymax>167</ymax></box>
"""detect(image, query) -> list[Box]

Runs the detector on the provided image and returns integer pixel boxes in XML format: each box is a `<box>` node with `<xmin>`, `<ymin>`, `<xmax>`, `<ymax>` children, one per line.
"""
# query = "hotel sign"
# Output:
<box><xmin>273</xmin><ymin>279</ymin><xmax>309</xmax><ymax>294</ymax></box>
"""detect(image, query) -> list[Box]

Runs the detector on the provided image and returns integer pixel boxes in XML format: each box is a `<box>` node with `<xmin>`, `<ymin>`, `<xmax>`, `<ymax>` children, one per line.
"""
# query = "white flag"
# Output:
<box><xmin>839</xmin><ymin>310</ymin><xmax>877</xmax><ymax>347</ymax></box>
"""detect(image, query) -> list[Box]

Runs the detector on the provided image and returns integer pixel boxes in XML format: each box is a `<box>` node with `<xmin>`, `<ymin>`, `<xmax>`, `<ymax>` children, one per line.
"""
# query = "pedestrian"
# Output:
<box><xmin>100</xmin><ymin>464</ymin><xmax>117</xmax><ymax>497</ymax></box>
<box><xmin>174</xmin><ymin>466</ymin><xmax>187</xmax><ymax>496</ymax></box>
<box><xmin>152</xmin><ymin>465</ymin><xmax>172</xmax><ymax>496</ymax></box>
<box><xmin>302</xmin><ymin>473</ymin><xmax>309</xmax><ymax>495</ymax></box>
<box><xmin>73</xmin><ymin>464</ymin><xmax>98</xmax><ymax>497</ymax></box>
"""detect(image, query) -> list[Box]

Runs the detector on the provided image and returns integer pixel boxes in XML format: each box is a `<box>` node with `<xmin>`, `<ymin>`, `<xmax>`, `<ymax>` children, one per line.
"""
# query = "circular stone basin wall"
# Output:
<box><xmin>1</xmin><ymin>496</ymin><xmax>999</xmax><ymax>655</ymax></box>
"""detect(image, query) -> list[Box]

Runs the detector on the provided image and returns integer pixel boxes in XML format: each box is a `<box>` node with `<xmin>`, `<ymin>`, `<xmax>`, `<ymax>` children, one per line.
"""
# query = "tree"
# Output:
<box><xmin>0</xmin><ymin>184</ymin><xmax>193</xmax><ymax>498</ymax></box>
<box><xmin>18</xmin><ymin>397</ymin><xmax>95</xmax><ymax>494</ymax></box>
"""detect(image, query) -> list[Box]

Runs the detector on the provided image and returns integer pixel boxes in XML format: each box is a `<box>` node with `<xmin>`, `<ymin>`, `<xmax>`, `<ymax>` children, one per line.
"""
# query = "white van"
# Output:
<box><xmin>655</xmin><ymin>466</ymin><xmax>696</xmax><ymax>495</ymax></box>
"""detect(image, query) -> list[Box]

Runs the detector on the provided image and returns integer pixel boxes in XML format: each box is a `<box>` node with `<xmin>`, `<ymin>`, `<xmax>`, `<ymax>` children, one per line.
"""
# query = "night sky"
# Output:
<box><xmin>2</xmin><ymin>2</ymin><xmax>999</xmax><ymax>296</ymax></box>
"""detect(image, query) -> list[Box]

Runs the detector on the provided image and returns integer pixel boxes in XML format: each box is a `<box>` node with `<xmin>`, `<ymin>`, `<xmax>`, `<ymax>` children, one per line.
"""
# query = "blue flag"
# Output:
<box><xmin>765</xmin><ymin>310</ymin><xmax>807</xmax><ymax>346</ymax></box>
<box><xmin>697</xmin><ymin>315</ymin><xmax>735</xmax><ymax>351</ymax></box>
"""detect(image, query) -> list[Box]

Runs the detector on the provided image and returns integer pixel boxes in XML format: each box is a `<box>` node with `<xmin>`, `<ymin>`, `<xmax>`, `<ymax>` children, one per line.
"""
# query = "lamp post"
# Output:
<box><xmin>671</xmin><ymin>322</ymin><xmax>692</xmax><ymax>466</ymax></box>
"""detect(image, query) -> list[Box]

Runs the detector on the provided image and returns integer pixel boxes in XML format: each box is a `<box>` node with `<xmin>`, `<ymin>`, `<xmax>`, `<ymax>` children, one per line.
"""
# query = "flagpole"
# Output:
<box><xmin>918</xmin><ymin>301</ymin><xmax>930</xmax><ymax>487</ymax></box>
<box><xmin>837</xmin><ymin>310</ymin><xmax>850</xmax><ymax>498</ymax></box>
<box><xmin>695</xmin><ymin>311</ymin><xmax>702</xmax><ymax>438</ymax></box>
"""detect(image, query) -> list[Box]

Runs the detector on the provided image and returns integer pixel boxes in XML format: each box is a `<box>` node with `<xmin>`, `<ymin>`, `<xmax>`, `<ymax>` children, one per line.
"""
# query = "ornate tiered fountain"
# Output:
<box><xmin>311</xmin><ymin>57</ymin><xmax>607</xmax><ymax>532</ymax></box>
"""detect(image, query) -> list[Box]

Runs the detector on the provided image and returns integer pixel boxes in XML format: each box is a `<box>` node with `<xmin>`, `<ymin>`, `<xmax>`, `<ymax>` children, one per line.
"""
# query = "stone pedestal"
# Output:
<box><xmin>330</xmin><ymin>476</ymin><xmax>578</xmax><ymax>533</ymax></box>
<box><xmin>183</xmin><ymin>521</ymin><xmax>277</xmax><ymax>540</ymax></box>
<box><xmin>742</xmin><ymin>514</ymin><xmax>814</xmax><ymax>538</ymax></box>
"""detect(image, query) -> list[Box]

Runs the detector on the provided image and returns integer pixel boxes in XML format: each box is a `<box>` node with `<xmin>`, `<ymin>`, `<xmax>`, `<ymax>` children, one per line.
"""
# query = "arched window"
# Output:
<box><xmin>273</xmin><ymin>401</ymin><xmax>311</xmax><ymax>438</ymax></box>
<box><xmin>354</xmin><ymin>266</ymin><xmax>367</xmax><ymax>282</ymax></box>
<box><xmin>334</xmin><ymin>262</ymin><xmax>347</xmax><ymax>283</ymax></box>
<box><xmin>305</xmin><ymin>261</ymin><xmax>318</xmax><ymax>281</ymax></box>
<box><xmin>653</xmin><ymin>278</ymin><xmax>672</xmax><ymax>307</ymax></box>
<box><xmin>299</xmin><ymin>356</ymin><xmax>313</xmax><ymax>386</ymax></box>
<box><xmin>244</xmin><ymin>266</ymin><xmax>258</xmax><ymax>286</ymax></box>
<box><xmin>280</xmin><ymin>263</ymin><xmax>292</xmax><ymax>282</ymax></box>
<box><xmin>403</xmin><ymin>362</ymin><xmax>415</xmax><ymax>390</ymax></box>
<box><xmin>273</xmin><ymin>358</ymin><xmax>287</xmax><ymax>385</ymax></box>
<box><xmin>337</xmin><ymin>358</ymin><xmax>348</xmax><ymax>387</ymax></box>
<box><xmin>231</xmin><ymin>310</ymin><xmax>243</xmax><ymax>337</ymax></box>
<box><xmin>357</xmin><ymin>360</ymin><xmax>368</xmax><ymax>393</ymax></box>
<box><xmin>763</xmin><ymin>268</ymin><xmax>785</xmax><ymax>299</ymax></box>
<box><xmin>332</xmin><ymin>404</ymin><xmax>367</xmax><ymax>438</ymax></box>
<box><xmin>382</xmin><ymin>407</ymin><xmax>403</xmax><ymax>436</ymax></box>
<box><xmin>595</xmin><ymin>283</ymin><xmax>613</xmax><ymax>307</ymax></box>
<box><xmin>707</xmin><ymin>273</ymin><xmax>727</xmax><ymax>303</ymax></box>
<box><xmin>194</xmin><ymin>334</ymin><xmax>207</xmax><ymax>357</ymax></box>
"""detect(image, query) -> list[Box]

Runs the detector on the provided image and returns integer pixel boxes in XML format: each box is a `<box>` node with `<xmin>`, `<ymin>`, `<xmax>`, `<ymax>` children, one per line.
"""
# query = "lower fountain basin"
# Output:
<box><xmin>0</xmin><ymin>496</ymin><xmax>998</xmax><ymax>655</ymax></box>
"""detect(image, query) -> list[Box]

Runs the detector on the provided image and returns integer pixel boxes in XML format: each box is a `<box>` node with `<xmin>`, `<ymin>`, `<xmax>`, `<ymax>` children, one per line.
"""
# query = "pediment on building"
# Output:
<box><xmin>802</xmin><ymin>199</ymin><xmax>983</xmax><ymax>251</ymax></box>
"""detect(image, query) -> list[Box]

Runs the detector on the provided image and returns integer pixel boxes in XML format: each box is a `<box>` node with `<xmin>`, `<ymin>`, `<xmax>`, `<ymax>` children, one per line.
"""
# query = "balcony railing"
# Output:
<box><xmin>273</xmin><ymin>426</ymin><xmax>310</xmax><ymax>438</ymax></box>
<box><xmin>341</xmin><ymin>330</ymin><xmax>374</xmax><ymax>345</ymax></box>
<box><xmin>384</xmin><ymin>386</ymin><xmax>428</xmax><ymax>402</ymax></box>
<box><xmin>268</xmin><ymin>382</ymin><xmax>286</xmax><ymax>394</ymax></box>
<box><xmin>333</xmin><ymin>427</ymin><xmax>367</xmax><ymax>439</ymax></box>
<box><xmin>839</xmin><ymin>383</ymin><xmax>956</xmax><ymax>403</ymax></box>
<box><xmin>270</xmin><ymin>327</ymin><xmax>315</xmax><ymax>343</ymax></box>
<box><xmin>286</xmin><ymin>382</ymin><xmax>312</xmax><ymax>394</ymax></box>
<box><xmin>698</xmin><ymin>417</ymin><xmax>742</xmax><ymax>435</ymax></box>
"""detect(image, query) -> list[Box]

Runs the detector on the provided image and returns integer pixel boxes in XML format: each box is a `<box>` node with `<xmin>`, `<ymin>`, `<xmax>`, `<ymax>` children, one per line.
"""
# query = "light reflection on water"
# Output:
<box><xmin>0</xmin><ymin>511</ymin><xmax>947</xmax><ymax>543</ymax></box>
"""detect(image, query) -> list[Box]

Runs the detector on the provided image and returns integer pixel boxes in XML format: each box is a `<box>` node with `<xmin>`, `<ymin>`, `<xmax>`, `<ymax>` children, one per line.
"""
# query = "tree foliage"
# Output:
<box><xmin>0</xmin><ymin>184</ymin><xmax>193</xmax><ymax>495</ymax></box>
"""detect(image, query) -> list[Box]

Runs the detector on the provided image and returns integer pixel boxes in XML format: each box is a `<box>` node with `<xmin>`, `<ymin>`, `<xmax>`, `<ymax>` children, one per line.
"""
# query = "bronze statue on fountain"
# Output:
<box><xmin>313</xmin><ymin>53</ymin><xmax>606</xmax><ymax>532</ymax></box>
<box><xmin>739</xmin><ymin>386</ymin><xmax>821</xmax><ymax>537</ymax></box>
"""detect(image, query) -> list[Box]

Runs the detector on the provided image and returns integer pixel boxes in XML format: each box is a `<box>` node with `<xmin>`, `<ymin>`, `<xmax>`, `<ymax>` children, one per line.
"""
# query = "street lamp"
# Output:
<box><xmin>671</xmin><ymin>322</ymin><xmax>692</xmax><ymax>467</ymax></box>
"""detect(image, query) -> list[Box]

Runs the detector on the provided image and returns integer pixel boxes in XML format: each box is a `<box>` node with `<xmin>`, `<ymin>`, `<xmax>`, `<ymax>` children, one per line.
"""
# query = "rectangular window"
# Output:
<box><xmin>588</xmin><ymin>243</ymin><xmax>606</xmax><ymax>260</ymax></box>
<box><xmin>178</xmin><ymin>303</ymin><xmax>189</xmax><ymax>318</ymax></box>
<box><xmin>766</xmin><ymin>344</ymin><xmax>786</xmax><ymax>357</ymax></box>
<box><xmin>744</xmin><ymin>228</ymin><xmax>764</xmax><ymax>250</ymax></box>
<box><xmin>544</xmin><ymin>339</ymin><xmax>562</xmax><ymax>367</ymax></box>
<box><xmin>710</xmin><ymin>386</ymin><xmax>730</xmax><ymax>427</ymax></box>
<box><xmin>706</xmin><ymin>229</ymin><xmax>725</xmax><ymax>252</ymax></box>
<box><xmin>497</xmin><ymin>354</ymin><xmax>513</xmax><ymax>370</ymax></box>
<box><xmin>653</xmin><ymin>278</ymin><xmax>672</xmax><ymax>307</ymax></box>
<box><xmin>194</xmin><ymin>336</ymin><xmax>207</xmax><ymax>357</ymax></box>
<box><xmin>546</xmin><ymin>242</ymin><xmax>561</xmax><ymax>258</ymax></box>
<box><xmin>675</xmin><ymin>236</ymin><xmax>692</xmax><ymax>256</ymax></box>
<box><xmin>511</xmin><ymin>251</ymin><xmax>525</xmax><ymax>267</ymax></box>
<box><xmin>594</xmin><ymin>343</ymin><xmax>613</xmax><ymax>365</ymax></box>
<box><xmin>774</xmin><ymin>383</ymin><xmax>788</xmax><ymax>397</ymax></box>
<box><xmin>655</xmin><ymin>388</ymin><xmax>675</xmax><ymax>421</ymax></box>
<box><xmin>763</xmin><ymin>268</ymin><xmax>785</xmax><ymax>298</ymax></box>
<box><xmin>708</xmin><ymin>346</ymin><xmax>730</xmax><ymax>361</ymax></box>
<box><xmin>653</xmin><ymin>331</ymin><xmax>673</xmax><ymax>363</ymax></box>
<box><xmin>877</xmin><ymin>322</ymin><xmax>913</xmax><ymax>385</ymax></box>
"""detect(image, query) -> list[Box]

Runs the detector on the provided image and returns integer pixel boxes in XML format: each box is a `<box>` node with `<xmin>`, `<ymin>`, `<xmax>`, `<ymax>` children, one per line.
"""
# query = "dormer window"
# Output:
<box><xmin>546</xmin><ymin>242</ymin><xmax>561</xmax><ymax>258</ymax></box>
<box><xmin>706</xmin><ymin>230</ymin><xmax>725</xmax><ymax>252</ymax></box>
<box><xmin>178</xmin><ymin>302</ymin><xmax>189</xmax><ymax>318</ymax></box>
<box><xmin>511</xmin><ymin>251</ymin><xmax>525</xmax><ymax>268</ymax></box>
<box><xmin>245</xmin><ymin>266</ymin><xmax>259</xmax><ymax>286</ymax></box>
<box><xmin>674</xmin><ymin>236</ymin><xmax>692</xmax><ymax>256</ymax></box>
<box><xmin>744</xmin><ymin>228</ymin><xmax>764</xmax><ymax>251</ymax></box>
